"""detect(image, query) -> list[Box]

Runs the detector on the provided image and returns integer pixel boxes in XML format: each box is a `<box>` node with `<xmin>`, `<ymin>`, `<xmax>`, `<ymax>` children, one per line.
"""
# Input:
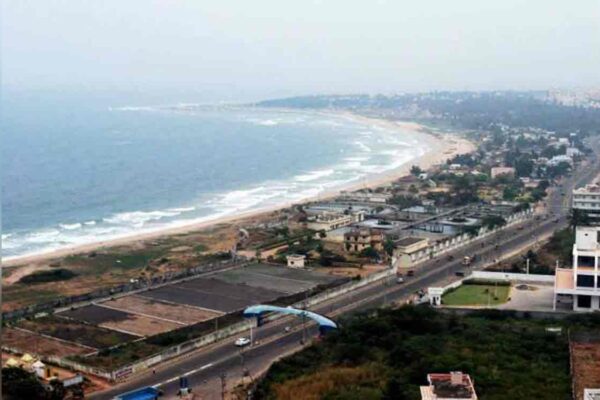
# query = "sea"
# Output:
<box><xmin>1</xmin><ymin>90</ymin><xmax>429</xmax><ymax>261</ymax></box>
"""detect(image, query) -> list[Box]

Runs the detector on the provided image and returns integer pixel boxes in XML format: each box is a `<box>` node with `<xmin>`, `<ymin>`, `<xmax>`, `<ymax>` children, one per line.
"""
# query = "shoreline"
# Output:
<box><xmin>2</xmin><ymin>112</ymin><xmax>474</xmax><ymax>268</ymax></box>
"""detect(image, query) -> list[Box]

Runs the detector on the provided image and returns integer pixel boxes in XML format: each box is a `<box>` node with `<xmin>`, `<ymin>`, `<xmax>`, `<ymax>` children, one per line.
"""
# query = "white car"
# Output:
<box><xmin>235</xmin><ymin>337</ymin><xmax>251</xmax><ymax>347</ymax></box>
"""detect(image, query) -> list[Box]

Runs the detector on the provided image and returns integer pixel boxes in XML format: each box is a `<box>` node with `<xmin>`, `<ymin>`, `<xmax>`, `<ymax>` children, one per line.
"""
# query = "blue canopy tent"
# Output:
<box><xmin>243</xmin><ymin>305</ymin><xmax>337</xmax><ymax>335</ymax></box>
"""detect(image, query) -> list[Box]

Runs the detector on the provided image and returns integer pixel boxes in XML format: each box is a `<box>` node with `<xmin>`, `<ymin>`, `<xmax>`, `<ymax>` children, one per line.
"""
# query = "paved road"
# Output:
<box><xmin>94</xmin><ymin>137</ymin><xmax>600</xmax><ymax>400</ymax></box>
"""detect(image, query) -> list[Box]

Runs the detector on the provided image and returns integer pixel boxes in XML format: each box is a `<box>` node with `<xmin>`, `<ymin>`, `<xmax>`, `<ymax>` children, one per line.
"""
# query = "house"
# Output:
<box><xmin>306</xmin><ymin>213</ymin><xmax>354</xmax><ymax>231</ymax></box>
<box><xmin>490</xmin><ymin>166</ymin><xmax>515</xmax><ymax>179</ymax></box>
<box><xmin>548</xmin><ymin>154</ymin><xmax>573</xmax><ymax>166</ymax></box>
<box><xmin>567</xmin><ymin>147</ymin><xmax>581</xmax><ymax>158</ymax></box>
<box><xmin>392</xmin><ymin>237</ymin><xmax>429</xmax><ymax>269</ymax></box>
<box><xmin>344</xmin><ymin>228</ymin><xmax>384</xmax><ymax>253</ymax></box>
<box><xmin>286</xmin><ymin>254</ymin><xmax>306</xmax><ymax>268</ymax></box>
<box><xmin>420</xmin><ymin>372</ymin><xmax>478</xmax><ymax>400</ymax></box>
<box><xmin>555</xmin><ymin>226</ymin><xmax>600</xmax><ymax>311</ymax></box>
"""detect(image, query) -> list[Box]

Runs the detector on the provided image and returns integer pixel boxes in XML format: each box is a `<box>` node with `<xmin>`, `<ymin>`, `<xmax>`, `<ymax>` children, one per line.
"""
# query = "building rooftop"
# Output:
<box><xmin>424</xmin><ymin>372</ymin><xmax>477</xmax><ymax>399</ymax></box>
<box><xmin>396</xmin><ymin>237</ymin><xmax>427</xmax><ymax>247</ymax></box>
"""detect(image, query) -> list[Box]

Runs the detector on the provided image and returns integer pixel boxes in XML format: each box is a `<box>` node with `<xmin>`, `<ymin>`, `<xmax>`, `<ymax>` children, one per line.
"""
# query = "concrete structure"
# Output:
<box><xmin>490</xmin><ymin>166</ymin><xmax>515</xmax><ymax>179</ymax></box>
<box><xmin>585</xmin><ymin>389</ymin><xmax>600</xmax><ymax>400</ymax></box>
<box><xmin>420</xmin><ymin>372</ymin><xmax>478</xmax><ymax>400</ymax></box>
<box><xmin>338</xmin><ymin>191</ymin><xmax>392</xmax><ymax>204</ymax></box>
<box><xmin>343</xmin><ymin>228</ymin><xmax>384</xmax><ymax>253</ymax></box>
<box><xmin>392</xmin><ymin>237</ymin><xmax>429</xmax><ymax>269</ymax></box>
<box><xmin>555</xmin><ymin>226</ymin><xmax>600</xmax><ymax>311</ymax></box>
<box><xmin>306</xmin><ymin>213</ymin><xmax>354</xmax><ymax>231</ymax></box>
<box><xmin>286</xmin><ymin>254</ymin><xmax>306</xmax><ymax>268</ymax></box>
<box><xmin>573</xmin><ymin>184</ymin><xmax>600</xmax><ymax>223</ymax></box>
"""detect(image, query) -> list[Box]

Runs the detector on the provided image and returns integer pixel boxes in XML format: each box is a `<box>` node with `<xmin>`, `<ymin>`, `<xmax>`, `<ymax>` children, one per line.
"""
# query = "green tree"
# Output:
<box><xmin>2</xmin><ymin>367</ymin><xmax>48</xmax><ymax>400</ymax></box>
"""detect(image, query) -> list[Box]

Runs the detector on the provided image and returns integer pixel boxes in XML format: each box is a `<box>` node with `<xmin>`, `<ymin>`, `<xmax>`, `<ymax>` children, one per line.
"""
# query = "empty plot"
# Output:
<box><xmin>101</xmin><ymin>295</ymin><xmax>222</xmax><ymax>324</ymax></box>
<box><xmin>180</xmin><ymin>278</ymin><xmax>285</xmax><ymax>302</ymax></box>
<box><xmin>59</xmin><ymin>304</ymin><xmax>180</xmax><ymax>336</ymax></box>
<box><xmin>2</xmin><ymin>327</ymin><xmax>91</xmax><ymax>357</ymax></box>
<box><xmin>244</xmin><ymin>264</ymin><xmax>340</xmax><ymax>284</ymax></box>
<box><xmin>214</xmin><ymin>268</ymin><xmax>317</xmax><ymax>294</ymax></box>
<box><xmin>60</xmin><ymin>304</ymin><xmax>134</xmax><ymax>325</ymax></box>
<box><xmin>142</xmin><ymin>285</ymin><xmax>249</xmax><ymax>312</ymax></box>
<box><xmin>16</xmin><ymin>316</ymin><xmax>135</xmax><ymax>349</ymax></box>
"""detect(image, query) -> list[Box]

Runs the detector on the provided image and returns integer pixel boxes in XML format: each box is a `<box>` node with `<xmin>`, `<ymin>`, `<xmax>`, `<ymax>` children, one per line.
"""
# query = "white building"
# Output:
<box><xmin>572</xmin><ymin>184</ymin><xmax>600</xmax><ymax>223</ymax></box>
<box><xmin>555</xmin><ymin>226</ymin><xmax>600</xmax><ymax>311</ymax></box>
<box><xmin>306</xmin><ymin>213</ymin><xmax>354</xmax><ymax>232</ymax></box>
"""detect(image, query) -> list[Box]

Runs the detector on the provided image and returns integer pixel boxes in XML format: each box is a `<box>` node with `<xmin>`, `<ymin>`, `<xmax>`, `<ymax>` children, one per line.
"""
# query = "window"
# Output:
<box><xmin>577</xmin><ymin>275</ymin><xmax>595</xmax><ymax>288</ymax></box>
<box><xmin>578</xmin><ymin>295</ymin><xmax>592</xmax><ymax>308</ymax></box>
<box><xmin>578</xmin><ymin>256</ymin><xmax>595</xmax><ymax>268</ymax></box>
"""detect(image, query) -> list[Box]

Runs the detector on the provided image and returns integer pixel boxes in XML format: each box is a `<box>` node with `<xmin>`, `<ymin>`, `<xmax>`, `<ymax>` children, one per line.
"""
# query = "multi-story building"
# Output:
<box><xmin>420</xmin><ymin>372</ymin><xmax>478</xmax><ymax>400</ymax></box>
<box><xmin>573</xmin><ymin>184</ymin><xmax>600</xmax><ymax>223</ymax></box>
<box><xmin>343</xmin><ymin>228</ymin><xmax>384</xmax><ymax>253</ymax></box>
<box><xmin>555</xmin><ymin>226</ymin><xmax>600</xmax><ymax>311</ymax></box>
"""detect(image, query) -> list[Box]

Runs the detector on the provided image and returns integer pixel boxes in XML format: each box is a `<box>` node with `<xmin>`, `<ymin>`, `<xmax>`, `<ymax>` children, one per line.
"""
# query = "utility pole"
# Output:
<box><xmin>220</xmin><ymin>373</ymin><xmax>227</xmax><ymax>400</ymax></box>
<box><xmin>526</xmin><ymin>258</ymin><xmax>530</xmax><ymax>275</ymax></box>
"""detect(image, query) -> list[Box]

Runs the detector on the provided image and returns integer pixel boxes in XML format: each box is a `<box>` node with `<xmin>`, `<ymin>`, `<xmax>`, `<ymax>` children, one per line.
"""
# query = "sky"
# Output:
<box><xmin>2</xmin><ymin>0</ymin><xmax>600</xmax><ymax>101</ymax></box>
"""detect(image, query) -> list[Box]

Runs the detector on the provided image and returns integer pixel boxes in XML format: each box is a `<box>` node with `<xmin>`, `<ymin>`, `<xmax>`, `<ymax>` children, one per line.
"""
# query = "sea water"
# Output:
<box><xmin>1</xmin><ymin>91</ymin><xmax>429</xmax><ymax>260</ymax></box>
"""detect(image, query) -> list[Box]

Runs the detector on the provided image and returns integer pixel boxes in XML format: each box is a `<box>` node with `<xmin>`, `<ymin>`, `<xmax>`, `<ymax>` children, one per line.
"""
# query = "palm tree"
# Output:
<box><xmin>569</xmin><ymin>208</ymin><xmax>590</xmax><ymax>231</ymax></box>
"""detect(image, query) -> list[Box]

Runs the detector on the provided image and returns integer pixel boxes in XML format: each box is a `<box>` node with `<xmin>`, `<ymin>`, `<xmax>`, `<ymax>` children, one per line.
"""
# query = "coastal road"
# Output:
<box><xmin>93</xmin><ymin>138</ymin><xmax>600</xmax><ymax>400</ymax></box>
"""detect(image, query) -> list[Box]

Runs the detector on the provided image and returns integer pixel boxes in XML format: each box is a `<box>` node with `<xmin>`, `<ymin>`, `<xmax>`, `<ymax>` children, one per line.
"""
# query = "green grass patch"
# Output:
<box><xmin>442</xmin><ymin>283</ymin><xmax>510</xmax><ymax>306</ymax></box>
<box><xmin>18</xmin><ymin>268</ymin><xmax>77</xmax><ymax>284</ymax></box>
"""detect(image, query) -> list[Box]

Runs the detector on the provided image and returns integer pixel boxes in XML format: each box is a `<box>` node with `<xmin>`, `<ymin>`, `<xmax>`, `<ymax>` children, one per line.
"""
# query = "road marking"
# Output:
<box><xmin>152</xmin><ymin>363</ymin><xmax>214</xmax><ymax>388</ymax></box>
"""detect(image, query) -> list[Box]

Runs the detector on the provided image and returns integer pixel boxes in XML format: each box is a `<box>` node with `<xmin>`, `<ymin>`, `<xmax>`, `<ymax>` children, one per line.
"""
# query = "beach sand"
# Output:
<box><xmin>2</xmin><ymin>113</ymin><xmax>474</xmax><ymax>268</ymax></box>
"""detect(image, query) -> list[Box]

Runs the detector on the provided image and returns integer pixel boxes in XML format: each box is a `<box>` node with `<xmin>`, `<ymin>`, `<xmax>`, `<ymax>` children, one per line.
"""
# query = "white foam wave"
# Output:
<box><xmin>354</xmin><ymin>141</ymin><xmax>372</xmax><ymax>152</ymax></box>
<box><xmin>103</xmin><ymin>209</ymin><xmax>183</xmax><ymax>226</ymax></box>
<box><xmin>167</xmin><ymin>207</ymin><xmax>196</xmax><ymax>213</ymax></box>
<box><xmin>294</xmin><ymin>169</ymin><xmax>335</xmax><ymax>182</ymax></box>
<box><xmin>84</xmin><ymin>220</ymin><xmax>97</xmax><ymax>226</ymax></box>
<box><xmin>256</xmin><ymin>119</ymin><xmax>278</xmax><ymax>126</ymax></box>
<box><xmin>59</xmin><ymin>223</ymin><xmax>82</xmax><ymax>230</ymax></box>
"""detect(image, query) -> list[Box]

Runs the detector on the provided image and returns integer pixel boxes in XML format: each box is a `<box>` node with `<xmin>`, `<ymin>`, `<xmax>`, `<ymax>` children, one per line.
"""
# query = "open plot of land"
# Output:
<box><xmin>498</xmin><ymin>284</ymin><xmax>554</xmax><ymax>311</ymax></box>
<box><xmin>214</xmin><ymin>266</ymin><xmax>328</xmax><ymax>294</ymax></box>
<box><xmin>442</xmin><ymin>284</ymin><xmax>510</xmax><ymax>306</ymax></box>
<box><xmin>2</xmin><ymin>327</ymin><xmax>91</xmax><ymax>357</ymax></box>
<box><xmin>100</xmin><ymin>295</ymin><xmax>222</xmax><ymax>324</ymax></box>
<box><xmin>16</xmin><ymin>316</ymin><xmax>136</xmax><ymax>349</ymax></box>
<box><xmin>141</xmin><ymin>285</ymin><xmax>250</xmax><ymax>312</ymax></box>
<box><xmin>59</xmin><ymin>304</ymin><xmax>181</xmax><ymax>337</ymax></box>
<box><xmin>180</xmin><ymin>278</ymin><xmax>285</xmax><ymax>303</ymax></box>
<box><xmin>571</xmin><ymin>332</ymin><xmax>600</xmax><ymax>400</ymax></box>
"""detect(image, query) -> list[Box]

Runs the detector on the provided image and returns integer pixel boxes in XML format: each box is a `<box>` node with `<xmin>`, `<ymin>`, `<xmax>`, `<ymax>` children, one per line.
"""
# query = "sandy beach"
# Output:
<box><xmin>2</xmin><ymin>113</ymin><xmax>474</xmax><ymax>268</ymax></box>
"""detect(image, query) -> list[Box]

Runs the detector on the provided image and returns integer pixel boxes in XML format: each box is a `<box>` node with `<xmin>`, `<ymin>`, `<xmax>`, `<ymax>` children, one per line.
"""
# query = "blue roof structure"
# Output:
<box><xmin>243</xmin><ymin>304</ymin><xmax>337</xmax><ymax>330</ymax></box>
<box><xmin>115</xmin><ymin>386</ymin><xmax>160</xmax><ymax>400</ymax></box>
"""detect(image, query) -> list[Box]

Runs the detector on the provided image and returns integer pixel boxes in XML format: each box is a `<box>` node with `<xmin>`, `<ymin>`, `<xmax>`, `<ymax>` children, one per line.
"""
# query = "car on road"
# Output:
<box><xmin>396</xmin><ymin>277</ymin><xmax>405</xmax><ymax>284</ymax></box>
<box><xmin>406</xmin><ymin>270</ymin><xmax>415</xmax><ymax>277</ymax></box>
<box><xmin>455</xmin><ymin>271</ymin><xmax>466</xmax><ymax>277</ymax></box>
<box><xmin>235</xmin><ymin>337</ymin><xmax>251</xmax><ymax>347</ymax></box>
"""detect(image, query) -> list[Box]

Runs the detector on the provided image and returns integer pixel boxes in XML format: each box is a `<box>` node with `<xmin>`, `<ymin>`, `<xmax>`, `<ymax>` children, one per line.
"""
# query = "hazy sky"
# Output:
<box><xmin>2</xmin><ymin>0</ymin><xmax>600</xmax><ymax>101</ymax></box>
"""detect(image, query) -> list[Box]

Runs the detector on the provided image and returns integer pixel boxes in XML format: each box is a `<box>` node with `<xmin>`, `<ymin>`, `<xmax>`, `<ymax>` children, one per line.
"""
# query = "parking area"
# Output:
<box><xmin>498</xmin><ymin>283</ymin><xmax>555</xmax><ymax>311</ymax></box>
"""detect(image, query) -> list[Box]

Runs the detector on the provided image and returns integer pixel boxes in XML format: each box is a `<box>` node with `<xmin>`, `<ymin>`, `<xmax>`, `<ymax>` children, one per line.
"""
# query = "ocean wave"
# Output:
<box><xmin>294</xmin><ymin>169</ymin><xmax>335</xmax><ymax>182</ymax></box>
<box><xmin>167</xmin><ymin>207</ymin><xmax>196</xmax><ymax>213</ymax></box>
<box><xmin>103</xmin><ymin>209</ymin><xmax>183</xmax><ymax>226</ymax></box>
<box><xmin>59</xmin><ymin>223</ymin><xmax>82</xmax><ymax>230</ymax></box>
<box><xmin>84</xmin><ymin>220</ymin><xmax>97</xmax><ymax>226</ymax></box>
<box><xmin>353</xmin><ymin>141</ymin><xmax>372</xmax><ymax>152</ymax></box>
<box><xmin>256</xmin><ymin>119</ymin><xmax>278</xmax><ymax>126</ymax></box>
